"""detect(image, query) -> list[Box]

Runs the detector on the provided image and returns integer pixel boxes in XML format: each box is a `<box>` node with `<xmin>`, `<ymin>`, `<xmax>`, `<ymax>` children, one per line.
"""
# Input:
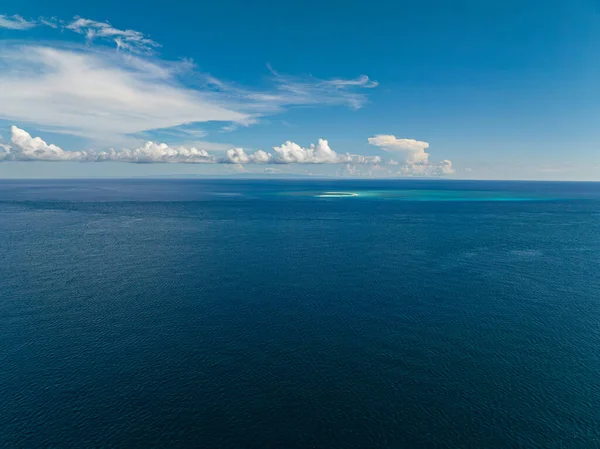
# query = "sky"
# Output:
<box><xmin>0</xmin><ymin>0</ymin><xmax>599</xmax><ymax>179</ymax></box>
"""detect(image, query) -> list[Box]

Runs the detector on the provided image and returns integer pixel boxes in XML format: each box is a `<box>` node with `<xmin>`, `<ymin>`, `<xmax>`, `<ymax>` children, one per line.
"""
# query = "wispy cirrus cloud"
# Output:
<box><xmin>267</xmin><ymin>67</ymin><xmax>377</xmax><ymax>111</ymax></box>
<box><xmin>238</xmin><ymin>65</ymin><xmax>378</xmax><ymax>111</ymax></box>
<box><xmin>65</xmin><ymin>17</ymin><xmax>161</xmax><ymax>53</ymax></box>
<box><xmin>0</xmin><ymin>14</ymin><xmax>379</xmax><ymax>146</ymax></box>
<box><xmin>0</xmin><ymin>14</ymin><xmax>36</xmax><ymax>30</ymax></box>
<box><xmin>0</xmin><ymin>45</ymin><xmax>250</xmax><ymax>144</ymax></box>
<box><xmin>1</xmin><ymin>15</ymin><xmax>159</xmax><ymax>53</ymax></box>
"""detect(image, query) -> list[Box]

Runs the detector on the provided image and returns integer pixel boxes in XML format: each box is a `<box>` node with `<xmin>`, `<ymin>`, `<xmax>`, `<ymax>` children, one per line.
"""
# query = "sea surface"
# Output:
<box><xmin>2</xmin><ymin>179</ymin><xmax>600</xmax><ymax>448</ymax></box>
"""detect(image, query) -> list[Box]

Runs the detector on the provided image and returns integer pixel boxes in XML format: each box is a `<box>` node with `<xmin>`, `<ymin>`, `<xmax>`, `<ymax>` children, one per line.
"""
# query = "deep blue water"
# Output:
<box><xmin>2</xmin><ymin>179</ymin><xmax>600</xmax><ymax>448</ymax></box>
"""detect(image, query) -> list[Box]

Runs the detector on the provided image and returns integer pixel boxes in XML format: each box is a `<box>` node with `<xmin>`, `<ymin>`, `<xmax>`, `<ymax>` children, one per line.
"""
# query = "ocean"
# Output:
<box><xmin>1</xmin><ymin>179</ymin><xmax>600</xmax><ymax>448</ymax></box>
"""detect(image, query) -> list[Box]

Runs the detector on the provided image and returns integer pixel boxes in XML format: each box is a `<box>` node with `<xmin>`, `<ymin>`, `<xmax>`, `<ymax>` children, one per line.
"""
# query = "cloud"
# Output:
<box><xmin>0</xmin><ymin>49</ymin><xmax>376</xmax><ymax>144</ymax></box>
<box><xmin>340</xmin><ymin>153</ymin><xmax>382</xmax><ymax>164</ymax></box>
<box><xmin>3</xmin><ymin>126</ymin><xmax>389</xmax><ymax>170</ymax></box>
<box><xmin>270</xmin><ymin>139</ymin><xmax>382</xmax><ymax>164</ymax></box>
<box><xmin>3</xmin><ymin>125</ymin><xmax>92</xmax><ymax>161</ymax></box>
<box><xmin>65</xmin><ymin>17</ymin><xmax>160</xmax><ymax>54</ymax></box>
<box><xmin>138</xmin><ymin>125</ymin><xmax>208</xmax><ymax>141</ymax></box>
<box><xmin>250</xmin><ymin>150</ymin><xmax>272</xmax><ymax>164</ymax></box>
<box><xmin>3</xmin><ymin>126</ymin><xmax>454</xmax><ymax>177</ymax></box>
<box><xmin>223</xmin><ymin>148</ymin><xmax>250</xmax><ymax>164</ymax></box>
<box><xmin>222</xmin><ymin>140</ymin><xmax>381</xmax><ymax>165</ymax></box>
<box><xmin>39</xmin><ymin>17</ymin><xmax>59</xmax><ymax>29</ymax></box>
<box><xmin>435</xmin><ymin>160</ymin><xmax>454</xmax><ymax>175</ymax></box>
<box><xmin>103</xmin><ymin>142</ymin><xmax>215</xmax><ymax>163</ymax></box>
<box><xmin>340</xmin><ymin>163</ymin><xmax>360</xmax><ymax>176</ymax></box>
<box><xmin>368</xmin><ymin>134</ymin><xmax>454</xmax><ymax>176</ymax></box>
<box><xmin>223</xmin><ymin>148</ymin><xmax>273</xmax><ymax>164</ymax></box>
<box><xmin>0</xmin><ymin>142</ymin><xmax>12</xmax><ymax>156</ymax></box>
<box><xmin>367</xmin><ymin>135</ymin><xmax>430</xmax><ymax>163</ymax></box>
<box><xmin>0</xmin><ymin>14</ymin><xmax>159</xmax><ymax>53</ymax></box>
<box><xmin>0</xmin><ymin>15</ymin><xmax>462</xmax><ymax>178</ymax></box>
<box><xmin>390</xmin><ymin>159</ymin><xmax>455</xmax><ymax>176</ymax></box>
<box><xmin>254</xmin><ymin>67</ymin><xmax>378</xmax><ymax>111</ymax></box>
<box><xmin>272</xmin><ymin>139</ymin><xmax>338</xmax><ymax>163</ymax></box>
<box><xmin>320</xmin><ymin>74</ymin><xmax>378</xmax><ymax>89</ymax></box>
<box><xmin>3</xmin><ymin>126</ymin><xmax>215</xmax><ymax>163</ymax></box>
<box><xmin>220</xmin><ymin>125</ymin><xmax>238</xmax><ymax>133</ymax></box>
<box><xmin>0</xmin><ymin>15</ymin><xmax>36</xmax><ymax>30</ymax></box>
<box><xmin>224</xmin><ymin>148</ymin><xmax>249</xmax><ymax>164</ymax></box>
<box><xmin>264</xmin><ymin>167</ymin><xmax>281</xmax><ymax>174</ymax></box>
<box><xmin>208</xmin><ymin>64</ymin><xmax>378</xmax><ymax>113</ymax></box>
<box><xmin>0</xmin><ymin>45</ymin><xmax>250</xmax><ymax>143</ymax></box>
<box><xmin>0</xmin><ymin>15</ymin><xmax>379</xmax><ymax>145</ymax></box>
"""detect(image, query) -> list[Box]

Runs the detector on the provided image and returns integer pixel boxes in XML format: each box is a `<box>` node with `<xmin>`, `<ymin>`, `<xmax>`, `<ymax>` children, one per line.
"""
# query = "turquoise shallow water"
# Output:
<box><xmin>305</xmin><ymin>189</ymin><xmax>547</xmax><ymax>200</ymax></box>
<box><xmin>1</xmin><ymin>179</ymin><xmax>600</xmax><ymax>448</ymax></box>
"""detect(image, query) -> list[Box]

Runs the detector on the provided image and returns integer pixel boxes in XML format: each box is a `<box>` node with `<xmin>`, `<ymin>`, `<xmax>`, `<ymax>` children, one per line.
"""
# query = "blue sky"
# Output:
<box><xmin>0</xmin><ymin>0</ymin><xmax>599</xmax><ymax>179</ymax></box>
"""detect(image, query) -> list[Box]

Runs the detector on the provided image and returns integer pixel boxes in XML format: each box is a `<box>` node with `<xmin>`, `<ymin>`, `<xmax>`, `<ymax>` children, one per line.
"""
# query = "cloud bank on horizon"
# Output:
<box><xmin>1</xmin><ymin>126</ymin><xmax>453</xmax><ymax>175</ymax></box>
<box><xmin>0</xmin><ymin>13</ymin><xmax>454</xmax><ymax>176</ymax></box>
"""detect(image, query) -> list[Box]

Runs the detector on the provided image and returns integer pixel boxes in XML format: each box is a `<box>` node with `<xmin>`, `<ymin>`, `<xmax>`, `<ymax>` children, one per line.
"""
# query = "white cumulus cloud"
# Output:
<box><xmin>4</xmin><ymin>126</ymin><xmax>93</xmax><ymax>161</ymax></box>
<box><xmin>368</xmin><ymin>135</ymin><xmax>430</xmax><ymax>163</ymax></box>
<box><xmin>271</xmin><ymin>139</ymin><xmax>382</xmax><ymax>165</ymax></box>
<box><xmin>4</xmin><ymin>126</ymin><xmax>215</xmax><ymax>163</ymax></box>
<box><xmin>224</xmin><ymin>148</ymin><xmax>250</xmax><ymax>164</ymax></box>
<box><xmin>223</xmin><ymin>148</ymin><xmax>273</xmax><ymax>164</ymax></box>
<box><xmin>435</xmin><ymin>160</ymin><xmax>454</xmax><ymax>175</ymax></box>
<box><xmin>103</xmin><ymin>142</ymin><xmax>215</xmax><ymax>163</ymax></box>
<box><xmin>3</xmin><ymin>126</ymin><xmax>453</xmax><ymax>176</ymax></box>
<box><xmin>369</xmin><ymin>134</ymin><xmax>454</xmax><ymax>176</ymax></box>
<box><xmin>3</xmin><ymin>126</ymin><xmax>386</xmax><ymax>168</ymax></box>
<box><xmin>272</xmin><ymin>139</ymin><xmax>338</xmax><ymax>163</ymax></box>
<box><xmin>249</xmin><ymin>150</ymin><xmax>272</xmax><ymax>164</ymax></box>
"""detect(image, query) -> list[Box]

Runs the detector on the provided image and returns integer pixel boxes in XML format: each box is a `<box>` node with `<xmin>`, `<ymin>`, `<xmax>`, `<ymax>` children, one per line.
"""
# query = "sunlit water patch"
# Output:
<box><xmin>315</xmin><ymin>192</ymin><xmax>359</xmax><ymax>198</ymax></box>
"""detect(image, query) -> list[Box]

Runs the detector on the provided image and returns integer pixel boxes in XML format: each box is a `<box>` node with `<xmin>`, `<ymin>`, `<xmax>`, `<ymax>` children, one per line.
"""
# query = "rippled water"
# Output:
<box><xmin>2</xmin><ymin>179</ymin><xmax>600</xmax><ymax>447</ymax></box>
